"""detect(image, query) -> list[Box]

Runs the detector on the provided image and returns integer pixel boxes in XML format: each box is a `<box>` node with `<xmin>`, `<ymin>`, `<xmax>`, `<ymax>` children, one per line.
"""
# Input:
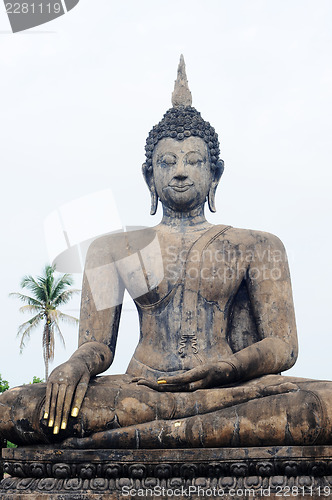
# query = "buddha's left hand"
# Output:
<box><xmin>136</xmin><ymin>361</ymin><xmax>236</xmax><ymax>391</ymax></box>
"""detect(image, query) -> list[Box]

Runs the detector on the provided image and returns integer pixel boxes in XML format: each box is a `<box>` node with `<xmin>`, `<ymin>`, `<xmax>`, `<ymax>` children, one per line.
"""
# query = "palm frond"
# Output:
<box><xmin>52</xmin><ymin>289</ymin><xmax>80</xmax><ymax>308</ymax></box>
<box><xmin>9</xmin><ymin>292</ymin><xmax>43</xmax><ymax>307</ymax></box>
<box><xmin>53</xmin><ymin>320</ymin><xmax>66</xmax><ymax>348</ymax></box>
<box><xmin>19</xmin><ymin>305</ymin><xmax>43</xmax><ymax>314</ymax></box>
<box><xmin>47</xmin><ymin>309</ymin><xmax>59</xmax><ymax>322</ymax></box>
<box><xmin>56</xmin><ymin>311</ymin><xmax>79</xmax><ymax>325</ymax></box>
<box><xmin>44</xmin><ymin>265</ymin><xmax>55</xmax><ymax>300</ymax></box>
<box><xmin>17</xmin><ymin>313</ymin><xmax>44</xmax><ymax>352</ymax></box>
<box><xmin>37</xmin><ymin>278</ymin><xmax>50</xmax><ymax>302</ymax></box>
<box><xmin>33</xmin><ymin>265</ymin><xmax>56</xmax><ymax>302</ymax></box>
<box><xmin>20</xmin><ymin>276</ymin><xmax>47</xmax><ymax>302</ymax></box>
<box><xmin>50</xmin><ymin>274</ymin><xmax>75</xmax><ymax>301</ymax></box>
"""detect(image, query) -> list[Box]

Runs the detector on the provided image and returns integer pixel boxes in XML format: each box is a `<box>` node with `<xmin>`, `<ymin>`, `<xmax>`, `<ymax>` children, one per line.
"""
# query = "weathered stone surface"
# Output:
<box><xmin>2</xmin><ymin>446</ymin><xmax>332</xmax><ymax>499</ymax></box>
<box><xmin>171</xmin><ymin>54</ymin><xmax>193</xmax><ymax>108</ymax></box>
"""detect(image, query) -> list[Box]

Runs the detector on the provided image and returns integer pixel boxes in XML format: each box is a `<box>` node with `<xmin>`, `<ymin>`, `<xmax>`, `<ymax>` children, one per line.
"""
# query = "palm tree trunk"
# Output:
<box><xmin>45</xmin><ymin>356</ymin><xmax>49</xmax><ymax>381</ymax></box>
<box><xmin>43</xmin><ymin>323</ymin><xmax>50</xmax><ymax>381</ymax></box>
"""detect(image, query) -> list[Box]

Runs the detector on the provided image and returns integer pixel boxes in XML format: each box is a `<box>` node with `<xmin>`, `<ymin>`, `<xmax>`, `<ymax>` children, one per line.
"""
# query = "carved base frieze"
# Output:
<box><xmin>1</xmin><ymin>446</ymin><xmax>332</xmax><ymax>498</ymax></box>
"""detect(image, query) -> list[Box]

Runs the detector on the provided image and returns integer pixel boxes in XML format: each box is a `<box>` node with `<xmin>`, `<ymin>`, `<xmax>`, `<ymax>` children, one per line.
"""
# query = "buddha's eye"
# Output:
<box><xmin>159</xmin><ymin>154</ymin><xmax>177</xmax><ymax>167</ymax></box>
<box><xmin>186</xmin><ymin>152</ymin><xmax>204</xmax><ymax>166</ymax></box>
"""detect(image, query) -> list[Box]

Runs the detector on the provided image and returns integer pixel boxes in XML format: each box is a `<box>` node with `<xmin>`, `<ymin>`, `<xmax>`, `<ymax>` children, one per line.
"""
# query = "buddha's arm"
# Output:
<box><xmin>44</xmin><ymin>237</ymin><xmax>124</xmax><ymax>433</ymax></box>
<box><xmin>227</xmin><ymin>232</ymin><xmax>298</xmax><ymax>380</ymax></box>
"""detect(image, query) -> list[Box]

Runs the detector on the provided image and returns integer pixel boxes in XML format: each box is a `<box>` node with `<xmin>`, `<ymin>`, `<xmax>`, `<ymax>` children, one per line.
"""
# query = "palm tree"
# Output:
<box><xmin>10</xmin><ymin>265</ymin><xmax>80</xmax><ymax>380</ymax></box>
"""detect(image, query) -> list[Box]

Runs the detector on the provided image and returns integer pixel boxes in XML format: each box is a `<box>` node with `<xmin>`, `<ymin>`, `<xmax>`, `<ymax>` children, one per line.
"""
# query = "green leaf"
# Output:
<box><xmin>0</xmin><ymin>373</ymin><xmax>10</xmax><ymax>393</ymax></box>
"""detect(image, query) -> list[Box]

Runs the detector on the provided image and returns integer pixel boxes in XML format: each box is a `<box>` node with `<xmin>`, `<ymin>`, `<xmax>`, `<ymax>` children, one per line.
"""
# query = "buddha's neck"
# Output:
<box><xmin>160</xmin><ymin>205</ymin><xmax>211</xmax><ymax>232</ymax></box>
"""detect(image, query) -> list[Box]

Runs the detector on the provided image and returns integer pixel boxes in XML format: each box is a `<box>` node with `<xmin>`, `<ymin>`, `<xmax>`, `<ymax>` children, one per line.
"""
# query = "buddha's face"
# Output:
<box><xmin>152</xmin><ymin>137</ymin><xmax>212</xmax><ymax>212</ymax></box>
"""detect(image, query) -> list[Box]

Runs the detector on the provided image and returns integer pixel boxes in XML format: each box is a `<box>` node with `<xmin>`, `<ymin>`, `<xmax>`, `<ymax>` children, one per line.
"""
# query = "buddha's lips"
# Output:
<box><xmin>167</xmin><ymin>183</ymin><xmax>193</xmax><ymax>192</ymax></box>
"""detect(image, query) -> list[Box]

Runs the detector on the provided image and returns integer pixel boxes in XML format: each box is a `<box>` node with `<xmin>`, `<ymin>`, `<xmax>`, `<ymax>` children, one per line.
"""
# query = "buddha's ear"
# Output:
<box><xmin>208</xmin><ymin>159</ymin><xmax>224</xmax><ymax>213</ymax></box>
<box><xmin>142</xmin><ymin>163</ymin><xmax>159</xmax><ymax>215</ymax></box>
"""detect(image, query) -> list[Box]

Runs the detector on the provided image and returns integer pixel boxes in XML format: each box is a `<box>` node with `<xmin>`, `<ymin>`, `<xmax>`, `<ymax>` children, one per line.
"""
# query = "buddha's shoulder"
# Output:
<box><xmin>218</xmin><ymin>225</ymin><xmax>286</xmax><ymax>251</ymax></box>
<box><xmin>86</xmin><ymin>227</ymin><xmax>158</xmax><ymax>261</ymax></box>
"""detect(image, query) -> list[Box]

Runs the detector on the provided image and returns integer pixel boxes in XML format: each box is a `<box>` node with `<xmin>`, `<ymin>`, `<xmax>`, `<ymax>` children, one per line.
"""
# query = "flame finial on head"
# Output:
<box><xmin>171</xmin><ymin>55</ymin><xmax>192</xmax><ymax>108</ymax></box>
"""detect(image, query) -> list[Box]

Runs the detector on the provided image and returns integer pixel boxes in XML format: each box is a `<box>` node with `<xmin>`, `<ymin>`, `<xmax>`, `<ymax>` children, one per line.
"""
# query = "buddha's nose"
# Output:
<box><xmin>174</xmin><ymin>174</ymin><xmax>188</xmax><ymax>181</ymax></box>
<box><xmin>174</xmin><ymin>159</ymin><xmax>187</xmax><ymax>179</ymax></box>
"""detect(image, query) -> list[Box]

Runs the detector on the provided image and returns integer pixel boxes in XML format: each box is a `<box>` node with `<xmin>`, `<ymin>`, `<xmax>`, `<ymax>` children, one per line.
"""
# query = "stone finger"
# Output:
<box><xmin>188</xmin><ymin>379</ymin><xmax>208</xmax><ymax>391</ymax></box>
<box><xmin>61</xmin><ymin>386</ymin><xmax>75</xmax><ymax>430</ymax></box>
<box><xmin>43</xmin><ymin>382</ymin><xmax>52</xmax><ymax>421</ymax></box>
<box><xmin>137</xmin><ymin>379</ymin><xmax>160</xmax><ymax>390</ymax></box>
<box><xmin>262</xmin><ymin>382</ymin><xmax>298</xmax><ymax>396</ymax></box>
<box><xmin>53</xmin><ymin>384</ymin><xmax>67</xmax><ymax>434</ymax></box>
<box><xmin>48</xmin><ymin>383</ymin><xmax>59</xmax><ymax>428</ymax></box>
<box><xmin>71</xmin><ymin>372</ymin><xmax>90</xmax><ymax>417</ymax></box>
<box><xmin>158</xmin><ymin>367</ymin><xmax>205</xmax><ymax>385</ymax></box>
<box><xmin>138</xmin><ymin>379</ymin><xmax>189</xmax><ymax>392</ymax></box>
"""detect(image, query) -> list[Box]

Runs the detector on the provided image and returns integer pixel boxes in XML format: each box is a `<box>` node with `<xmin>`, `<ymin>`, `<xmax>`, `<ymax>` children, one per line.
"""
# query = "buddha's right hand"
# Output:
<box><xmin>137</xmin><ymin>361</ymin><xmax>237</xmax><ymax>391</ymax></box>
<box><xmin>43</xmin><ymin>359</ymin><xmax>90</xmax><ymax>435</ymax></box>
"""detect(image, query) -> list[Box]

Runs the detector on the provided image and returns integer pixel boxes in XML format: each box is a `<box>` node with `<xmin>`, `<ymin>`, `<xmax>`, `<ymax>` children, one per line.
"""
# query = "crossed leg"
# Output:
<box><xmin>1</xmin><ymin>374</ymin><xmax>331</xmax><ymax>448</ymax></box>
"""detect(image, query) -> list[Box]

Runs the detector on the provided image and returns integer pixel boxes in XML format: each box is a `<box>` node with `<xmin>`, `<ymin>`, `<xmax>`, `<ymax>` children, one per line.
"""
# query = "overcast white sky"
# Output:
<box><xmin>0</xmin><ymin>0</ymin><xmax>331</xmax><ymax>388</ymax></box>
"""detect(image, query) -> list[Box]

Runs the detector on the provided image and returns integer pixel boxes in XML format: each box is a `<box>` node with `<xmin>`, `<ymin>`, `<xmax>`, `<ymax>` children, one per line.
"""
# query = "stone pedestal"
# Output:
<box><xmin>1</xmin><ymin>446</ymin><xmax>332</xmax><ymax>499</ymax></box>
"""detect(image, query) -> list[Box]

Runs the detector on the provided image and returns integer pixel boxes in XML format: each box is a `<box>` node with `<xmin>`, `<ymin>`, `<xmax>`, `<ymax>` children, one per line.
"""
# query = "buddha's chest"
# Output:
<box><xmin>119</xmin><ymin>235</ymin><xmax>248</xmax><ymax>306</ymax></box>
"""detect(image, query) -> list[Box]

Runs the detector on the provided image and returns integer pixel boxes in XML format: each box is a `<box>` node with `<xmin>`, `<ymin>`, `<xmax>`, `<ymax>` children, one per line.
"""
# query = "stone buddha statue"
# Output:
<box><xmin>1</xmin><ymin>56</ymin><xmax>331</xmax><ymax>450</ymax></box>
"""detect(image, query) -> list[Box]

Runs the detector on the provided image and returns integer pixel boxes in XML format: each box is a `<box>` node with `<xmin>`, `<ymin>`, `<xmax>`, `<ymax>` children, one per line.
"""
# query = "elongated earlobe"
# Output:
<box><xmin>142</xmin><ymin>162</ymin><xmax>159</xmax><ymax>215</ymax></box>
<box><xmin>208</xmin><ymin>185</ymin><xmax>217</xmax><ymax>213</ymax></box>
<box><xmin>150</xmin><ymin>191</ymin><xmax>158</xmax><ymax>215</ymax></box>
<box><xmin>208</xmin><ymin>159</ymin><xmax>224</xmax><ymax>213</ymax></box>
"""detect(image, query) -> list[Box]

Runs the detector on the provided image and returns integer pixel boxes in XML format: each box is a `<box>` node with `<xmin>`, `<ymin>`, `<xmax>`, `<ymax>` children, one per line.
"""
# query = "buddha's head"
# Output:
<box><xmin>142</xmin><ymin>55</ymin><xmax>224</xmax><ymax>215</ymax></box>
